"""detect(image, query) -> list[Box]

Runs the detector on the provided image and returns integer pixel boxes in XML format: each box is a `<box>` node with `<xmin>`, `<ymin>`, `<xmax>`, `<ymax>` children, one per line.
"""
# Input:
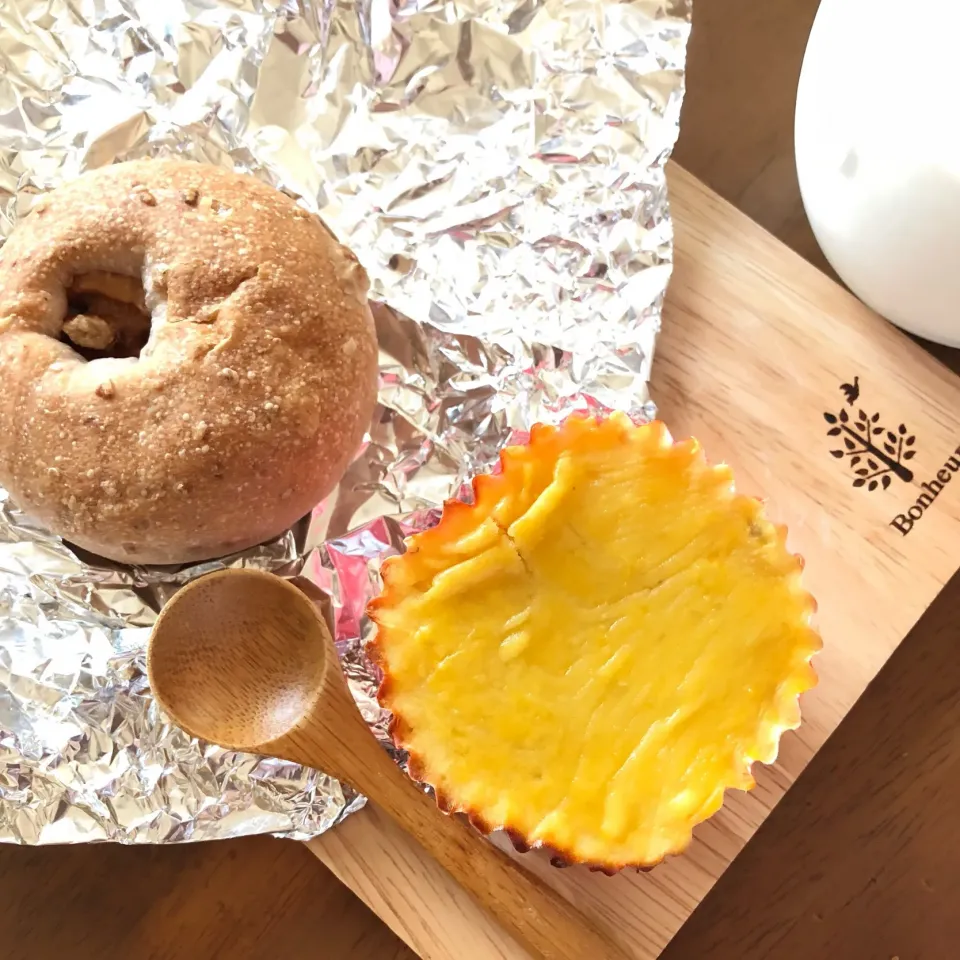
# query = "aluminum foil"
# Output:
<box><xmin>0</xmin><ymin>0</ymin><xmax>691</xmax><ymax>845</ymax></box>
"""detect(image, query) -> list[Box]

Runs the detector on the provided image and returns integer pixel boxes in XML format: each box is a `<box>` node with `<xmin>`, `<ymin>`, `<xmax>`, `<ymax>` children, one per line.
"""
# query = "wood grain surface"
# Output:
<box><xmin>2</xmin><ymin>3</ymin><xmax>958</xmax><ymax>959</ymax></box>
<box><xmin>665</xmin><ymin>3</ymin><xmax>960</xmax><ymax>956</ymax></box>
<box><xmin>0</xmin><ymin>835</ymin><xmax>413</xmax><ymax>960</ymax></box>
<box><xmin>307</xmin><ymin>161</ymin><xmax>960</xmax><ymax>958</ymax></box>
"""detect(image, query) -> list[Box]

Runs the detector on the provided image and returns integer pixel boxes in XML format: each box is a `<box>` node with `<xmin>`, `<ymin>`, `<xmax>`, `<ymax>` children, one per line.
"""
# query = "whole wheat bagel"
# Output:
<box><xmin>0</xmin><ymin>159</ymin><xmax>378</xmax><ymax>565</ymax></box>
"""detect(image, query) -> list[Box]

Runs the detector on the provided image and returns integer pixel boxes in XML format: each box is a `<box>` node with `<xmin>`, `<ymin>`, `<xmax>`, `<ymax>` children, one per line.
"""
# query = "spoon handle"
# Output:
<box><xmin>344</xmin><ymin>739</ymin><xmax>631</xmax><ymax>960</ymax></box>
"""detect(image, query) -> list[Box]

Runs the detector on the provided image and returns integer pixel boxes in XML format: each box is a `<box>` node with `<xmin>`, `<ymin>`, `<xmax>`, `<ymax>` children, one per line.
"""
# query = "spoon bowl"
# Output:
<box><xmin>148</xmin><ymin>567</ymin><xmax>630</xmax><ymax>960</ymax></box>
<box><xmin>148</xmin><ymin>569</ymin><xmax>327</xmax><ymax>750</ymax></box>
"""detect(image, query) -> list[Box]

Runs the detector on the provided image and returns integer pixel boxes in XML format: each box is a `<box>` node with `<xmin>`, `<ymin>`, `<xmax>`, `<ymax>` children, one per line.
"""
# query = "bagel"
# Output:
<box><xmin>0</xmin><ymin>159</ymin><xmax>379</xmax><ymax>565</ymax></box>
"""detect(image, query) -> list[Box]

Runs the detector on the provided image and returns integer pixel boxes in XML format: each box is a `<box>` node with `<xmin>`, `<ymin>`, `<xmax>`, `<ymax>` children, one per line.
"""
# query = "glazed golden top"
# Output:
<box><xmin>370</xmin><ymin>414</ymin><xmax>820</xmax><ymax>868</ymax></box>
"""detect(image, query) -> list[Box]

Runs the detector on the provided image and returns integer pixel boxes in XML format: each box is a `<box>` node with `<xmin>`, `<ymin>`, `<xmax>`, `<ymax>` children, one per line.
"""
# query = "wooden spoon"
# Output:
<box><xmin>147</xmin><ymin>568</ymin><xmax>630</xmax><ymax>960</ymax></box>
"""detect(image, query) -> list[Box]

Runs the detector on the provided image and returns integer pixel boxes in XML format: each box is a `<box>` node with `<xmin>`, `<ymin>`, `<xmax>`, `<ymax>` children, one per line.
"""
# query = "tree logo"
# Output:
<box><xmin>824</xmin><ymin>384</ymin><xmax>916</xmax><ymax>492</ymax></box>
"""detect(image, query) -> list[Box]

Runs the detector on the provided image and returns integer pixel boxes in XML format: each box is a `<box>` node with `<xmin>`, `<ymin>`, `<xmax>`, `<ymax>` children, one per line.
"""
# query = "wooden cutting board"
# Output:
<box><xmin>306</xmin><ymin>165</ymin><xmax>960</xmax><ymax>959</ymax></box>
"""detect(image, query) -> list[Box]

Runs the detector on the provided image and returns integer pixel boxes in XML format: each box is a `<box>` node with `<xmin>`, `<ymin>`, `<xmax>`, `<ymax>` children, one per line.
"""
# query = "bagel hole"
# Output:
<box><xmin>60</xmin><ymin>271</ymin><xmax>151</xmax><ymax>361</ymax></box>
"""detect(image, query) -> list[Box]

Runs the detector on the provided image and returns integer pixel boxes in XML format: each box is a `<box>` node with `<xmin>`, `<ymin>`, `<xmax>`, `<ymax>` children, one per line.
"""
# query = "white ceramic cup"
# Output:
<box><xmin>796</xmin><ymin>0</ymin><xmax>960</xmax><ymax>347</ymax></box>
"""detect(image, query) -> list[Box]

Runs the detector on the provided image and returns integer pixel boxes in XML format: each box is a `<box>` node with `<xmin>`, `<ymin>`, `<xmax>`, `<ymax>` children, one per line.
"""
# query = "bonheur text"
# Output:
<box><xmin>890</xmin><ymin>445</ymin><xmax>960</xmax><ymax>535</ymax></box>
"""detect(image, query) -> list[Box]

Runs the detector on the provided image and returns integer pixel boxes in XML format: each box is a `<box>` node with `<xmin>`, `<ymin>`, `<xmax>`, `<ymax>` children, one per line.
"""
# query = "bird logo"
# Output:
<box><xmin>840</xmin><ymin>376</ymin><xmax>860</xmax><ymax>406</ymax></box>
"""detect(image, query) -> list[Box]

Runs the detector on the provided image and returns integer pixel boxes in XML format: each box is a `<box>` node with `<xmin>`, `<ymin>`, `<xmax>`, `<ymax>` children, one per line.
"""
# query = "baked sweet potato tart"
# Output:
<box><xmin>368</xmin><ymin>414</ymin><xmax>820</xmax><ymax>870</ymax></box>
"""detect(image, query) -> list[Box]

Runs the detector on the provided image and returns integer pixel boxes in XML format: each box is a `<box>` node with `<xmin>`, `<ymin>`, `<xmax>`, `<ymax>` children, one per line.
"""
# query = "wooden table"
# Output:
<box><xmin>2</xmin><ymin>3</ymin><xmax>957</xmax><ymax>958</ymax></box>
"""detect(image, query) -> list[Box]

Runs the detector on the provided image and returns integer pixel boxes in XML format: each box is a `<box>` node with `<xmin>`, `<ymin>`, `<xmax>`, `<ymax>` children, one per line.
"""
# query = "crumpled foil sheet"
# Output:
<box><xmin>0</xmin><ymin>0</ymin><xmax>691</xmax><ymax>845</ymax></box>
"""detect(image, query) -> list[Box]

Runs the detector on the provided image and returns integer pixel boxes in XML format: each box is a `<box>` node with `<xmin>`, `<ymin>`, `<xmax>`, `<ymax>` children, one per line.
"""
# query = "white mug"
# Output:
<box><xmin>796</xmin><ymin>0</ymin><xmax>960</xmax><ymax>347</ymax></box>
